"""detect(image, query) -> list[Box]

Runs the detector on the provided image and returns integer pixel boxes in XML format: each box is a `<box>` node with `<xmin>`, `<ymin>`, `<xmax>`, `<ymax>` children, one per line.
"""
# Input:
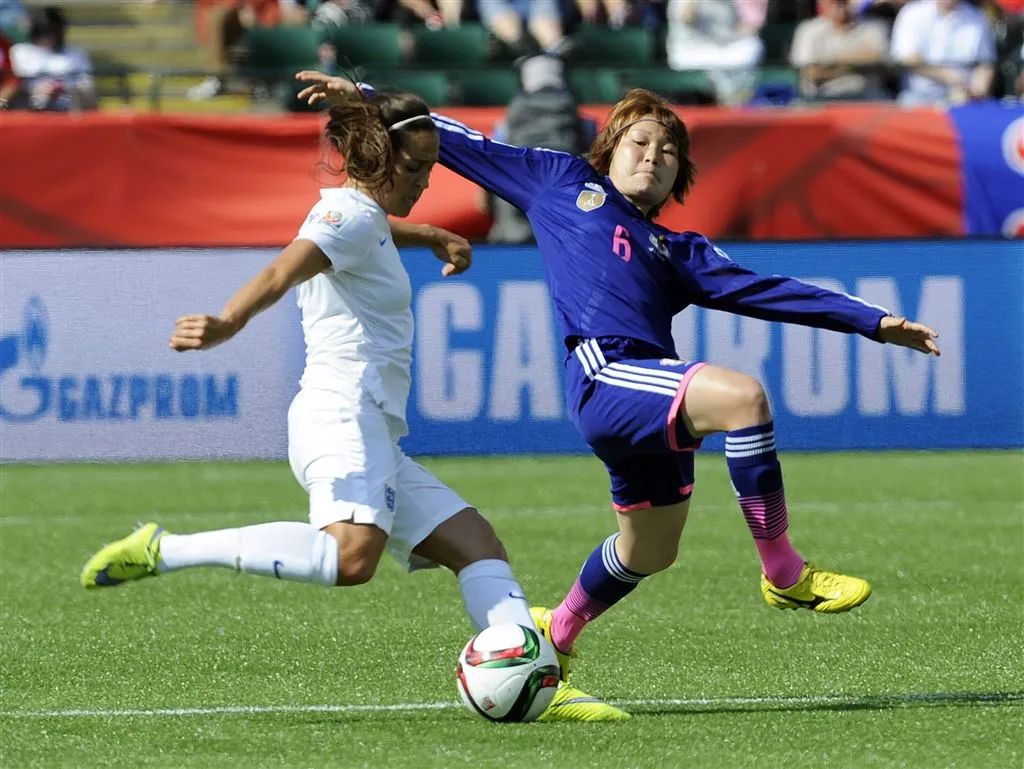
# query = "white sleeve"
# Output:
<box><xmin>295</xmin><ymin>206</ymin><xmax>375</xmax><ymax>273</ymax></box>
<box><xmin>889</xmin><ymin>3</ymin><xmax>920</xmax><ymax>62</ymax></box>
<box><xmin>975</xmin><ymin>16</ymin><xmax>996</xmax><ymax>64</ymax></box>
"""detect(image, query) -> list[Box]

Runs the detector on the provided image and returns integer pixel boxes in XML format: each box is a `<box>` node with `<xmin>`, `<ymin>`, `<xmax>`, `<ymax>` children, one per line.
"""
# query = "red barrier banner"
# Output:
<box><xmin>0</xmin><ymin>105</ymin><xmax>961</xmax><ymax>248</ymax></box>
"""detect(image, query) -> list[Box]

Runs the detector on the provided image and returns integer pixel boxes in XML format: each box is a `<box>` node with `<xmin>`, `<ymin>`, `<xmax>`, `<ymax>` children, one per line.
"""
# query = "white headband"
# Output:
<box><xmin>388</xmin><ymin>114</ymin><xmax>433</xmax><ymax>132</ymax></box>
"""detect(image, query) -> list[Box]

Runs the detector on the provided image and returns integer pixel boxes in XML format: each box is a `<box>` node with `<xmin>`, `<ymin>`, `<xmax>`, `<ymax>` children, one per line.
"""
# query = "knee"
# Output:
<box><xmin>725</xmin><ymin>376</ymin><xmax>771</xmax><ymax>430</ymax></box>
<box><xmin>448</xmin><ymin>516</ymin><xmax>508</xmax><ymax>573</ymax></box>
<box><xmin>334</xmin><ymin>551</ymin><xmax>380</xmax><ymax>586</ymax></box>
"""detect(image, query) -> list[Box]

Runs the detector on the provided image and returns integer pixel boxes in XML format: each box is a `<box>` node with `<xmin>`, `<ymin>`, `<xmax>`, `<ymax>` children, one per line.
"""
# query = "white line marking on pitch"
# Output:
<box><xmin>1</xmin><ymin>692</ymin><xmax>1019</xmax><ymax>719</ymax></box>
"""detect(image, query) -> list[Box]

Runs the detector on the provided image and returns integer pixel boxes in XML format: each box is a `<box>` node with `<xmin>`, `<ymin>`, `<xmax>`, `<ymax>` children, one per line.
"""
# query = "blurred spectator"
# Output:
<box><xmin>1018</xmin><ymin>41</ymin><xmax>1023</xmax><ymax>95</ymax></box>
<box><xmin>0</xmin><ymin>31</ymin><xmax>17</xmax><ymax>109</ymax></box>
<box><xmin>790</xmin><ymin>0</ymin><xmax>890</xmax><ymax>100</ymax></box>
<box><xmin>856</xmin><ymin>0</ymin><xmax>910</xmax><ymax>24</ymax></box>
<box><xmin>666</xmin><ymin>0</ymin><xmax>767</xmax><ymax>104</ymax></box>
<box><xmin>190</xmin><ymin>1</ymin><xmax>308</xmax><ymax>101</ymax></box>
<box><xmin>890</xmin><ymin>0</ymin><xmax>997</xmax><ymax>104</ymax></box>
<box><xmin>311</xmin><ymin>0</ymin><xmax>375</xmax><ymax>29</ymax></box>
<box><xmin>0</xmin><ymin>0</ymin><xmax>28</xmax><ymax>33</ymax></box>
<box><xmin>576</xmin><ymin>0</ymin><xmax>632</xmax><ymax>27</ymax></box>
<box><xmin>10</xmin><ymin>6</ymin><xmax>96</xmax><ymax>111</ymax></box>
<box><xmin>393</xmin><ymin>0</ymin><xmax>463</xmax><ymax>27</ymax></box>
<box><xmin>482</xmin><ymin>54</ymin><xmax>595</xmax><ymax>243</ymax></box>
<box><xmin>476</xmin><ymin>0</ymin><xmax>568</xmax><ymax>56</ymax></box>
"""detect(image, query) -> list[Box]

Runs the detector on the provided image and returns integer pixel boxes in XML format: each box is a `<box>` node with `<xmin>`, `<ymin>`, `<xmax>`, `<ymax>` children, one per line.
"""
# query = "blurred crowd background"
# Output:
<box><xmin>1</xmin><ymin>0</ymin><xmax>1021</xmax><ymax>114</ymax></box>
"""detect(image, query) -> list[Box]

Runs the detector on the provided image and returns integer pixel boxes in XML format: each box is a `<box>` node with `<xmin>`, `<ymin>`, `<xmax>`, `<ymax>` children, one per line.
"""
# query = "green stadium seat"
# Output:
<box><xmin>324</xmin><ymin>23</ymin><xmax>404</xmax><ymax>68</ymax></box>
<box><xmin>1</xmin><ymin>25</ymin><xmax>28</xmax><ymax>43</ymax></box>
<box><xmin>412</xmin><ymin>25</ymin><xmax>490</xmax><ymax>66</ymax></box>
<box><xmin>757</xmin><ymin>66</ymin><xmax>799</xmax><ymax>88</ymax></box>
<box><xmin>620</xmin><ymin>69</ymin><xmax>714</xmax><ymax>101</ymax></box>
<box><xmin>455</xmin><ymin>70</ymin><xmax>519</xmax><ymax>106</ymax></box>
<box><xmin>760</xmin><ymin>22</ymin><xmax>798</xmax><ymax>64</ymax></box>
<box><xmin>571</xmin><ymin>27</ymin><xmax>655</xmax><ymax>65</ymax></box>
<box><xmin>245</xmin><ymin>26</ymin><xmax>321</xmax><ymax>77</ymax></box>
<box><xmin>374</xmin><ymin>70</ymin><xmax>451</xmax><ymax>105</ymax></box>
<box><xmin>568</xmin><ymin>69</ymin><xmax>622</xmax><ymax>104</ymax></box>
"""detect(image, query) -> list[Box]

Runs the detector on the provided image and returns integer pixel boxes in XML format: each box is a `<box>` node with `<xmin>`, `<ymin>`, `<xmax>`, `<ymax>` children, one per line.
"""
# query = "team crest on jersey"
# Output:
<box><xmin>319</xmin><ymin>210</ymin><xmax>346</xmax><ymax>229</ymax></box>
<box><xmin>649</xmin><ymin>233</ymin><xmax>670</xmax><ymax>260</ymax></box>
<box><xmin>1002</xmin><ymin>116</ymin><xmax>1024</xmax><ymax>176</ymax></box>
<box><xmin>576</xmin><ymin>189</ymin><xmax>606</xmax><ymax>212</ymax></box>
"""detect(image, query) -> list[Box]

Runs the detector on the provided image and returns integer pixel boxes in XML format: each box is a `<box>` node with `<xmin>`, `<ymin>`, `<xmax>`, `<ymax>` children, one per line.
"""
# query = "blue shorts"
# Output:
<box><xmin>475</xmin><ymin>0</ymin><xmax>560</xmax><ymax>26</ymax></box>
<box><xmin>567</xmin><ymin>338</ymin><xmax>707</xmax><ymax>512</ymax></box>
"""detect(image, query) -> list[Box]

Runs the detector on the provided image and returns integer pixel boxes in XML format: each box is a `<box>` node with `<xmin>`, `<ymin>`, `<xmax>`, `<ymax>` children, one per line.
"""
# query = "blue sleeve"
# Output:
<box><xmin>431</xmin><ymin>113</ymin><xmax>593</xmax><ymax>212</ymax></box>
<box><xmin>674</xmin><ymin>237</ymin><xmax>890</xmax><ymax>339</ymax></box>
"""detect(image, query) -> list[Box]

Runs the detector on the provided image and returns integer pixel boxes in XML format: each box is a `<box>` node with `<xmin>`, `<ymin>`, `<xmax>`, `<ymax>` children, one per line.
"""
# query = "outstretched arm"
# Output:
<box><xmin>294</xmin><ymin>70</ymin><xmax>591</xmax><ymax>212</ymax></box>
<box><xmin>677</xmin><ymin>238</ymin><xmax>940</xmax><ymax>355</ymax></box>
<box><xmin>390</xmin><ymin>221</ymin><xmax>473</xmax><ymax>277</ymax></box>
<box><xmin>170</xmin><ymin>240</ymin><xmax>331</xmax><ymax>351</ymax></box>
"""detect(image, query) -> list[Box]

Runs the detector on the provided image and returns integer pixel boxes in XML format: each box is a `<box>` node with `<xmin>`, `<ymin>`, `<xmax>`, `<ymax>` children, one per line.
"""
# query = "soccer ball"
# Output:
<box><xmin>456</xmin><ymin>623</ymin><xmax>561</xmax><ymax>722</ymax></box>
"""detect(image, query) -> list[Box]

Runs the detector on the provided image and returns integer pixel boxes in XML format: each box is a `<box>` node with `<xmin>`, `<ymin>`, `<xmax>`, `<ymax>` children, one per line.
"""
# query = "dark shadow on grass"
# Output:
<box><xmin>632</xmin><ymin>691</ymin><xmax>1024</xmax><ymax>718</ymax></box>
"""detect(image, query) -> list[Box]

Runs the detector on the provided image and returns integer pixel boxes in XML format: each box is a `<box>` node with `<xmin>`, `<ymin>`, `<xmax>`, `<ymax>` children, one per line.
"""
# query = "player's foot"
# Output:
<box><xmin>761</xmin><ymin>563</ymin><xmax>872</xmax><ymax>613</ymax></box>
<box><xmin>530</xmin><ymin>606</ymin><xmax>574</xmax><ymax>681</ymax></box>
<box><xmin>537</xmin><ymin>682</ymin><xmax>631</xmax><ymax>722</ymax></box>
<box><xmin>80</xmin><ymin>522</ymin><xmax>166</xmax><ymax>589</ymax></box>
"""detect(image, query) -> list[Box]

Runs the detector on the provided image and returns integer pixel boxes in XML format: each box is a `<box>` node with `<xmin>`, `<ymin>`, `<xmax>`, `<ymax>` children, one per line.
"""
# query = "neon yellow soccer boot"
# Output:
<box><xmin>530</xmin><ymin>606</ymin><xmax>630</xmax><ymax>722</ymax></box>
<box><xmin>80</xmin><ymin>523</ymin><xmax>166</xmax><ymax>589</ymax></box>
<box><xmin>761</xmin><ymin>563</ymin><xmax>872</xmax><ymax>613</ymax></box>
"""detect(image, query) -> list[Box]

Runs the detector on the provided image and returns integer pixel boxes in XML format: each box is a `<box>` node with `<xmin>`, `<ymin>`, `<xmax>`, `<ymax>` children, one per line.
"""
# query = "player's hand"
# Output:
<box><xmin>169</xmin><ymin>315</ymin><xmax>239</xmax><ymax>352</ymax></box>
<box><xmin>430</xmin><ymin>229</ymin><xmax>472</xmax><ymax>277</ymax></box>
<box><xmin>295</xmin><ymin>70</ymin><xmax>359</xmax><ymax>108</ymax></box>
<box><xmin>878</xmin><ymin>316</ymin><xmax>940</xmax><ymax>356</ymax></box>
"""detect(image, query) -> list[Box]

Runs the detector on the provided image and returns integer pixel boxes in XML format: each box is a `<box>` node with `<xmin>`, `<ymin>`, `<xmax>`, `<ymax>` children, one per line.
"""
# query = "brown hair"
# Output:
<box><xmin>586</xmin><ymin>88</ymin><xmax>697</xmax><ymax>217</ymax></box>
<box><xmin>323</xmin><ymin>87</ymin><xmax>435</xmax><ymax>192</ymax></box>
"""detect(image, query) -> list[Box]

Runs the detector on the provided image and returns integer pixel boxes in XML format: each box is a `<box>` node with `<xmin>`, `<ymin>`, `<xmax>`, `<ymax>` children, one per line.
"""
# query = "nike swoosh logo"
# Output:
<box><xmin>272</xmin><ymin>560</ymin><xmax>283</xmax><ymax>579</ymax></box>
<box><xmin>508</xmin><ymin>591</ymin><xmax>526</xmax><ymax>600</ymax></box>
<box><xmin>767</xmin><ymin>588</ymin><xmax>824</xmax><ymax>609</ymax></box>
<box><xmin>379</xmin><ymin>237</ymin><xmax>388</xmax><ymax>246</ymax></box>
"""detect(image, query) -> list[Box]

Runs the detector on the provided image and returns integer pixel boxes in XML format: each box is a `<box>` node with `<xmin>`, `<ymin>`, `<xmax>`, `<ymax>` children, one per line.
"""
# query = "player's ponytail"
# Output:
<box><xmin>323</xmin><ymin>84</ymin><xmax>435</xmax><ymax>194</ymax></box>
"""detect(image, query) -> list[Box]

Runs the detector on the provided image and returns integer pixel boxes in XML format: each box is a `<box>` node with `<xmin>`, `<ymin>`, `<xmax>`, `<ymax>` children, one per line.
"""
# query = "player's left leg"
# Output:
<box><xmin>397</xmin><ymin>454</ymin><xmax>630</xmax><ymax>721</ymax></box>
<box><xmin>681</xmin><ymin>364</ymin><xmax>871</xmax><ymax>613</ymax></box>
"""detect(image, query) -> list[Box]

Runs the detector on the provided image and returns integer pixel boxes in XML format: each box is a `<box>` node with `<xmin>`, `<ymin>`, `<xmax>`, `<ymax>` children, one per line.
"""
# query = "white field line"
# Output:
<box><xmin>1</xmin><ymin>692</ymin><xmax>1020</xmax><ymax>719</ymax></box>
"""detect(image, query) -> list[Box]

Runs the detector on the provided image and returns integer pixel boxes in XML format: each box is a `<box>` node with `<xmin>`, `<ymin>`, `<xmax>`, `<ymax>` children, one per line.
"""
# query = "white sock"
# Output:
<box><xmin>457</xmin><ymin>558</ymin><xmax>533</xmax><ymax>632</ymax></box>
<box><xmin>159</xmin><ymin>522</ymin><xmax>338</xmax><ymax>587</ymax></box>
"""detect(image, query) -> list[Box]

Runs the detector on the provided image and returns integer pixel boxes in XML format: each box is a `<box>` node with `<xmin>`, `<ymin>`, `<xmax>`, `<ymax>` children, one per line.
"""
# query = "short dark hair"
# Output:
<box><xmin>29</xmin><ymin>6</ymin><xmax>68</xmax><ymax>49</ymax></box>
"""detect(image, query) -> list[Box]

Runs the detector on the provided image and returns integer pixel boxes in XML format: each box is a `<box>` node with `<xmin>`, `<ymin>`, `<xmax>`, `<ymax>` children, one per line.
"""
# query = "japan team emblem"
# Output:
<box><xmin>576</xmin><ymin>190</ymin><xmax>606</xmax><ymax>212</ymax></box>
<box><xmin>1002</xmin><ymin>116</ymin><xmax>1024</xmax><ymax>176</ymax></box>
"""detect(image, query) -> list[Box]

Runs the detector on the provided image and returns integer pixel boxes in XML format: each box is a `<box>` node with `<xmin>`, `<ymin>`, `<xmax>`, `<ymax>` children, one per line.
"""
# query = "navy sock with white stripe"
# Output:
<box><xmin>725</xmin><ymin>421</ymin><xmax>805</xmax><ymax>588</ymax></box>
<box><xmin>549</xmin><ymin>533</ymin><xmax>646</xmax><ymax>652</ymax></box>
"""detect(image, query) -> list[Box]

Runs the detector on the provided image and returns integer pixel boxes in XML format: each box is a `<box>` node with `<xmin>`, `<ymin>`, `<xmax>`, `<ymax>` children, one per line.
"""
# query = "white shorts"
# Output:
<box><xmin>287</xmin><ymin>388</ymin><xmax>469</xmax><ymax>571</ymax></box>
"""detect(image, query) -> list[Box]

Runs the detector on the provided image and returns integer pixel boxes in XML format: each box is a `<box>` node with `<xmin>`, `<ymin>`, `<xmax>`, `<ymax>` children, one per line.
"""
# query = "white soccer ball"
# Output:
<box><xmin>456</xmin><ymin>623</ymin><xmax>561</xmax><ymax>722</ymax></box>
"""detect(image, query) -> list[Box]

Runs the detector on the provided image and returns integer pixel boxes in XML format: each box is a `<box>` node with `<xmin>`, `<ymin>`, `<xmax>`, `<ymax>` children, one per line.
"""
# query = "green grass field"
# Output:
<box><xmin>1</xmin><ymin>452</ymin><xmax>1022</xmax><ymax>768</ymax></box>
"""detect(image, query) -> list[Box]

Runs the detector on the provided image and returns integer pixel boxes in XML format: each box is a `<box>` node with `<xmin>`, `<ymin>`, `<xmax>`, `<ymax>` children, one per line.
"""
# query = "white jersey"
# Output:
<box><xmin>293</xmin><ymin>187</ymin><xmax>413</xmax><ymax>428</ymax></box>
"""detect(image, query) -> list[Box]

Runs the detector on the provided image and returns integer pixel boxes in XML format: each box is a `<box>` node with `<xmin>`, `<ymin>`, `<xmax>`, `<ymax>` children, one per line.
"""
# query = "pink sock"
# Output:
<box><xmin>756</xmin><ymin>534</ymin><xmax>805</xmax><ymax>588</ymax></box>
<box><xmin>549</xmin><ymin>581</ymin><xmax>608</xmax><ymax>653</ymax></box>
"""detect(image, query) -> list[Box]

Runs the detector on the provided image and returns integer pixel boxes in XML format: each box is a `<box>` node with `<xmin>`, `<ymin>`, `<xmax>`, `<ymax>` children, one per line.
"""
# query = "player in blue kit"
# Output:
<box><xmin>296</xmin><ymin>73</ymin><xmax>941</xmax><ymax>702</ymax></box>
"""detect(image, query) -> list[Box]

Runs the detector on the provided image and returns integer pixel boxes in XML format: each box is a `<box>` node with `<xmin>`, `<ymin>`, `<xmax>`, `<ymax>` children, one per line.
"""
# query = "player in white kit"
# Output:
<box><xmin>79</xmin><ymin>87</ymin><xmax>626</xmax><ymax>721</ymax></box>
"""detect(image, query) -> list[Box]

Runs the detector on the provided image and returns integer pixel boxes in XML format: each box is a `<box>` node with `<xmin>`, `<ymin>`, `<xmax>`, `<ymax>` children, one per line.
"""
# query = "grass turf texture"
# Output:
<box><xmin>1</xmin><ymin>452</ymin><xmax>1022</xmax><ymax>768</ymax></box>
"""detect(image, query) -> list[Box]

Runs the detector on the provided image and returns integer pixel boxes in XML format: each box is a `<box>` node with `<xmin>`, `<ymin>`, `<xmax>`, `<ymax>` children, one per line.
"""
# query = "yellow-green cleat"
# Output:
<box><xmin>761</xmin><ymin>563</ymin><xmax>872</xmax><ymax>613</ymax></box>
<box><xmin>80</xmin><ymin>522</ymin><xmax>166</xmax><ymax>589</ymax></box>
<box><xmin>530</xmin><ymin>606</ymin><xmax>631</xmax><ymax>722</ymax></box>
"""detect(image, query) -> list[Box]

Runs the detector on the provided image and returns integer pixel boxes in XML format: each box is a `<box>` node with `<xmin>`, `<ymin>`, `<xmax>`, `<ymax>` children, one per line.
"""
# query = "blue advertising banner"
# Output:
<box><xmin>2</xmin><ymin>241</ymin><xmax>1020</xmax><ymax>462</ymax></box>
<box><xmin>402</xmin><ymin>240</ymin><xmax>1023</xmax><ymax>455</ymax></box>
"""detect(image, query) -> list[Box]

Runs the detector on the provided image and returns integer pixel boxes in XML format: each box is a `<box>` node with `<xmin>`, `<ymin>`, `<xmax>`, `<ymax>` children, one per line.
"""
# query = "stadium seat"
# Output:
<box><xmin>412</xmin><ymin>25</ymin><xmax>490</xmax><ymax>66</ymax></box>
<box><xmin>374</xmin><ymin>70</ymin><xmax>451</xmax><ymax>105</ymax></box>
<box><xmin>454</xmin><ymin>69</ymin><xmax>519</xmax><ymax>106</ymax></box>
<box><xmin>245</xmin><ymin>26</ymin><xmax>321</xmax><ymax>77</ymax></box>
<box><xmin>570</xmin><ymin>27</ymin><xmax>655</xmax><ymax>66</ymax></box>
<box><xmin>324</xmin><ymin>23</ymin><xmax>404</xmax><ymax>68</ymax></box>
<box><xmin>757</xmin><ymin>66</ymin><xmax>799</xmax><ymax>87</ymax></box>
<box><xmin>568</xmin><ymin>69</ymin><xmax>622</xmax><ymax>104</ymax></box>
<box><xmin>620</xmin><ymin>69</ymin><xmax>714</xmax><ymax>102</ymax></box>
<box><xmin>760</xmin><ymin>22</ymin><xmax>798</xmax><ymax>64</ymax></box>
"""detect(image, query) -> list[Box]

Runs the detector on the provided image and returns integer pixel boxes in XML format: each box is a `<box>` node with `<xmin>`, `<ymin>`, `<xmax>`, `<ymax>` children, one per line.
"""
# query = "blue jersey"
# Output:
<box><xmin>431</xmin><ymin>114</ymin><xmax>890</xmax><ymax>359</ymax></box>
